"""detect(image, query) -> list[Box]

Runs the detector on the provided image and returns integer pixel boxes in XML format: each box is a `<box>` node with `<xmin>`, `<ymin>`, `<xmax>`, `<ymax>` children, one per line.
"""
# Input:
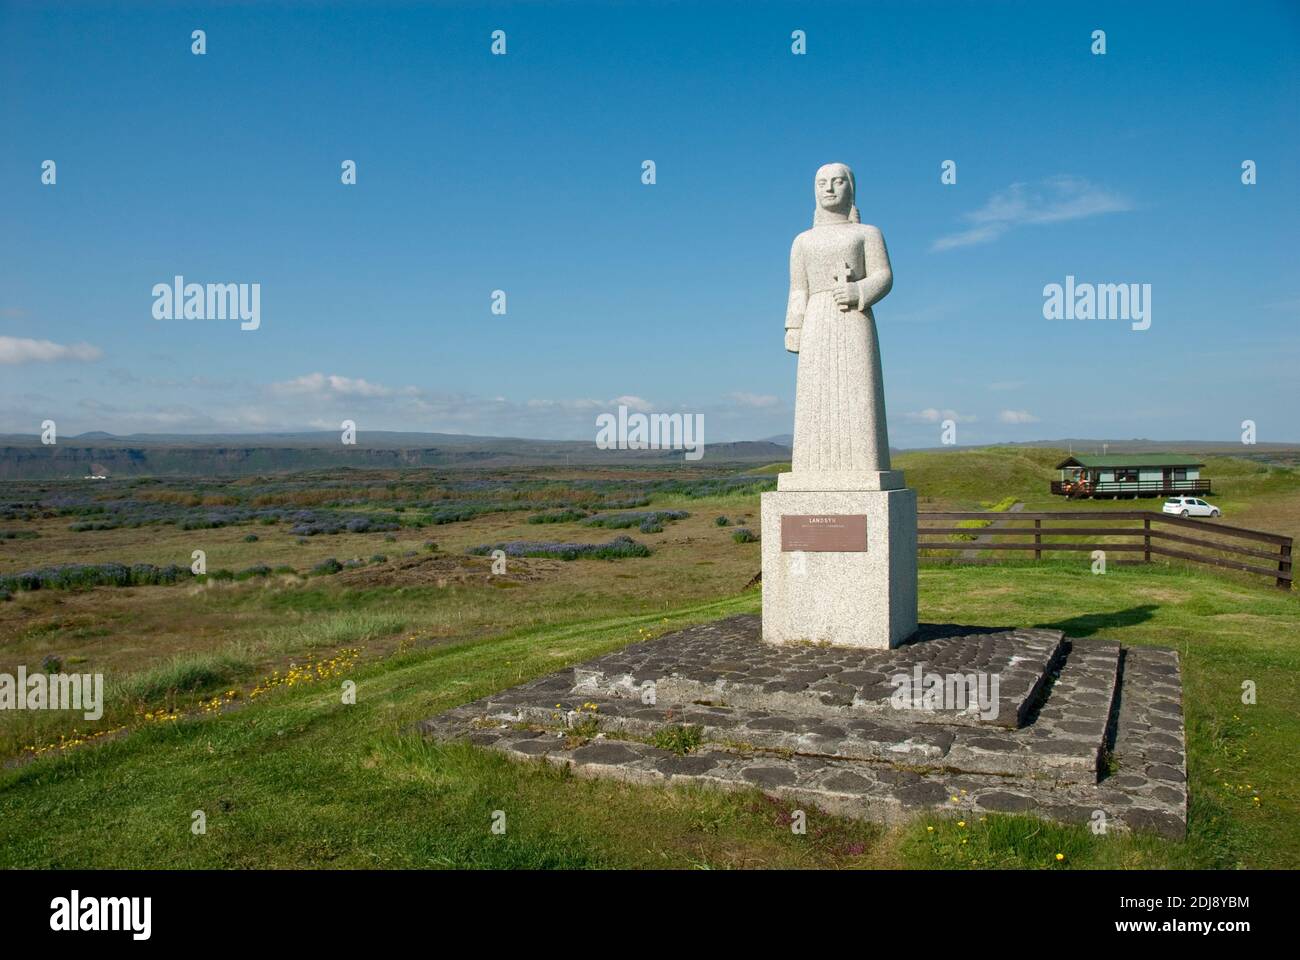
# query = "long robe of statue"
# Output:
<box><xmin>784</xmin><ymin>163</ymin><xmax>894</xmax><ymax>478</ymax></box>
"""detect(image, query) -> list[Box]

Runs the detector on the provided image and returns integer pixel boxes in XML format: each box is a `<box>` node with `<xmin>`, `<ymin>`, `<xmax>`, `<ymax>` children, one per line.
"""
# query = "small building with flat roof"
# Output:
<box><xmin>1051</xmin><ymin>454</ymin><xmax>1210</xmax><ymax>499</ymax></box>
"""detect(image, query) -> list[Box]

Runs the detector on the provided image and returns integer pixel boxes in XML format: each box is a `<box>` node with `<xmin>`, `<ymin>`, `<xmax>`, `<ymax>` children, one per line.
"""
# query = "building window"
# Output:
<box><xmin>1115</xmin><ymin>468</ymin><xmax>1139</xmax><ymax>483</ymax></box>
<box><xmin>1172</xmin><ymin>468</ymin><xmax>1188</xmax><ymax>481</ymax></box>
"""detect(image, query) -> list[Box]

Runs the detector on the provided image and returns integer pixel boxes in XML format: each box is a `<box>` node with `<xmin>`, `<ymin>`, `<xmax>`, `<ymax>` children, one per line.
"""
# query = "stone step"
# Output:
<box><xmin>419</xmin><ymin>655</ymin><xmax>1181</xmax><ymax>838</ymax></box>
<box><xmin>418</xmin><ymin>617</ymin><xmax>1186</xmax><ymax>837</ymax></box>
<box><xmin>460</xmin><ymin>636</ymin><xmax>1120</xmax><ymax>784</ymax></box>
<box><xmin>567</xmin><ymin>614</ymin><xmax>1065</xmax><ymax>729</ymax></box>
<box><xmin>1093</xmin><ymin>646</ymin><xmax>1188</xmax><ymax>838</ymax></box>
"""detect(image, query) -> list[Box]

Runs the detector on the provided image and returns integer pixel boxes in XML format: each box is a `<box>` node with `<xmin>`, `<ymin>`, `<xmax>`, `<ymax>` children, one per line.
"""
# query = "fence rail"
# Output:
<box><xmin>917</xmin><ymin>510</ymin><xmax>1292</xmax><ymax>590</ymax></box>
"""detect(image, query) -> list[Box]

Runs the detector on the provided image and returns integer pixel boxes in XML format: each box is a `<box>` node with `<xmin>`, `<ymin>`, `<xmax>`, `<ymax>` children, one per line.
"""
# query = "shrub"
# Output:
<box><xmin>732</xmin><ymin>528</ymin><xmax>758</xmax><ymax>543</ymax></box>
<box><xmin>582</xmin><ymin>510</ymin><xmax>688</xmax><ymax>530</ymax></box>
<box><xmin>714</xmin><ymin>515</ymin><xmax>730</xmax><ymax>526</ymax></box>
<box><xmin>311</xmin><ymin>558</ymin><xmax>344</xmax><ymax>576</ymax></box>
<box><xmin>128</xmin><ymin>563</ymin><xmax>189</xmax><ymax>586</ymax></box>
<box><xmin>0</xmin><ymin>562</ymin><xmax>191</xmax><ymax>593</ymax></box>
<box><xmin>528</xmin><ymin>508</ymin><xmax>589</xmax><ymax>524</ymax></box>
<box><xmin>41</xmin><ymin>654</ymin><xmax>63</xmax><ymax>673</ymax></box>
<box><xmin>236</xmin><ymin>564</ymin><xmax>272</xmax><ymax>580</ymax></box>
<box><xmin>289</xmin><ymin>513</ymin><xmax>402</xmax><ymax>536</ymax></box>
<box><xmin>467</xmin><ymin>535</ymin><xmax>651</xmax><ymax>561</ymax></box>
<box><xmin>243</xmin><ymin>533</ymin><xmax>259</xmax><ymax>542</ymax></box>
<box><xmin>371</xmin><ymin>554</ymin><xmax>388</xmax><ymax>564</ymax></box>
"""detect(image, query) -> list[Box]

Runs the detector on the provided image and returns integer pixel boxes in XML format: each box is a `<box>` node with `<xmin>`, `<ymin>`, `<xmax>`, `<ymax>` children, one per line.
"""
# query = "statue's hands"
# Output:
<box><xmin>832</xmin><ymin>283</ymin><xmax>860</xmax><ymax>312</ymax></box>
<box><xmin>784</xmin><ymin>328</ymin><xmax>800</xmax><ymax>353</ymax></box>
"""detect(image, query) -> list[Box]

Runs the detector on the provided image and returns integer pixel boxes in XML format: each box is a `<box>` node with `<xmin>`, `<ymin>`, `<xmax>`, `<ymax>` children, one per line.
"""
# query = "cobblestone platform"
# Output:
<box><xmin>420</xmin><ymin>615</ymin><xmax>1186</xmax><ymax>838</ymax></box>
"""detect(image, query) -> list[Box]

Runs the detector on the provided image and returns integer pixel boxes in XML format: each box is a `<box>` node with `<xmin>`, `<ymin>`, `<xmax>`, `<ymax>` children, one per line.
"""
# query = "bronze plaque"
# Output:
<box><xmin>781</xmin><ymin>514</ymin><xmax>868</xmax><ymax>552</ymax></box>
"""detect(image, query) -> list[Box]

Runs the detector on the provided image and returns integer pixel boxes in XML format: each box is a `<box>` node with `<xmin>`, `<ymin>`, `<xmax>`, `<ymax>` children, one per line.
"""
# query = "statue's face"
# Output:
<box><xmin>815</xmin><ymin>165</ymin><xmax>853</xmax><ymax>212</ymax></box>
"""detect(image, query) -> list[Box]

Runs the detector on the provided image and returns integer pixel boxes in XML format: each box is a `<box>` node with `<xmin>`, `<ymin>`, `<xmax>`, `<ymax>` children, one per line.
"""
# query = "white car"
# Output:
<box><xmin>1163</xmin><ymin>496</ymin><xmax>1220</xmax><ymax>518</ymax></box>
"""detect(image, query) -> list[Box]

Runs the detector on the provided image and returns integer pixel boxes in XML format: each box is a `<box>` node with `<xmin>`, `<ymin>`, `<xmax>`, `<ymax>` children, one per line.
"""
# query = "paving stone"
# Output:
<box><xmin>742</xmin><ymin>766</ymin><xmax>798</xmax><ymax>788</ymax></box>
<box><xmin>897</xmin><ymin>782</ymin><xmax>952</xmax><ymax>807</ymax></box>
<box><xmin>822</xmin><ymin>770</ymin><xmax>873</xmax><ymax>792</ymax></box>
<box><xmin>1146</xmin><ymin>764</ymin><xmax>1185</xmax><ymax>782</ymax></box>
<box><xmin>571</xmin><ymin>742</ymin><xmax>641</xmax><ymax>765</ymax></box>
<box><xmin>975</xmin><ymin>791</ymin><xmax>1036</xmax><ymax>813</ymax></box>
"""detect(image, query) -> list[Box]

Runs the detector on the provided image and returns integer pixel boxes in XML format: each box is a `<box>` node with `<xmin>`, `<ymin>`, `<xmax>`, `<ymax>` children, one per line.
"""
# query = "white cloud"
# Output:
<box><xmin>932</xmin><ymin>176</ymin><xmax>1132</xmax><ymax>251</ymax></box>
<box><xmin>905</xmin><ymin>407</ymin><xmax>977</xmax><ymax>423</ymax></box>
<box><xmin>727</xmin><ymin>391</ymin><xmax>780</xmax><ymax>409</ymax></box>
<box><xmin>270</xmin><ymin>372</ymin><xmax>396</xmax><ymax>397</ymax></box>
<box><xmin>998</xmin><ymin>409</ymin><xmax>1041</xmax><ymax>424</ymax></box>
<box><xmin>0</xmin><ymin>337</ymin><xmax>102</xmax><ymax>365</ymax></box>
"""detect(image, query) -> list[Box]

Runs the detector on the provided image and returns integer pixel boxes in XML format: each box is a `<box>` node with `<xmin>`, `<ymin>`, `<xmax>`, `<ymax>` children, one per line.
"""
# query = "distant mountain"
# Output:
<box><xmin>0</xmin><ymin>431</ymin><xmax>792</xmax><ymax>480</ymax></box>
<box><xmin>908</xmin><ymin>438</ymin><xmax>1300</xmax><ymax>455</ymax></box>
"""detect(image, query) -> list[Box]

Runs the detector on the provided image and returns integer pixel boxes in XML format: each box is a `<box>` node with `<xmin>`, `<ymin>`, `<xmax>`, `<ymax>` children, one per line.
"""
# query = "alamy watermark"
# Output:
<box><xmin>152</xmin><ymin>275</ymin><xmax>260</xmax><ymax>330</ymax></box>
<box><xmin>0</xmin><ymin>668</ymin><xmax>103</xmax><ymax>720</ymax></box>
<box><xmin>595</xmin><ymin>404</ymin><xmax>704</xmax><ymax>461</ymax></box>
<box><xmin>50</xmin><ymin>891</ymin><xmax>150</xmax><ymax>940</ymax></box>
<box><xmin>890</xmin><ymin>666</ymin><xmax>1001</xmax><ymax>721</ymax></box>
<box><xmin>1043</xmin><ymin>275</ymin><xmax>1150</xmax><ymax>331</ymax></box>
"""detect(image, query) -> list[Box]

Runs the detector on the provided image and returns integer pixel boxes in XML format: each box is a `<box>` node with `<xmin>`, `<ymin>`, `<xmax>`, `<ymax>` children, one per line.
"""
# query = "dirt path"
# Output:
<box><xmin>961</xmin><ymin>501</ymin><xmax>1025</xmax><ymax>560</ymax></box>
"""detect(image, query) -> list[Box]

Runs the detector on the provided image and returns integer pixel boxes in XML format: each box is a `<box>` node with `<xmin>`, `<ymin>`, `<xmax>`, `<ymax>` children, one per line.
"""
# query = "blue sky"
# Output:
<box><xmin>2</xmin><ymin>0</ymin><xmax>1297</xmax><ymax>448</ymax></box>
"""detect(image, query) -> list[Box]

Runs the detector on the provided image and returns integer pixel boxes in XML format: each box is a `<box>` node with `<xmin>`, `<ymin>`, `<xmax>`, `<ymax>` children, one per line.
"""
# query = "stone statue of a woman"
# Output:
<box><xmin>763</xmin><ymin>163</ymin><xmax>916</xmax><ymax>649</ymax></box>
<box><xmin>783</xmin><ymin>163</ymin><xmax>897</xmax><ymax>490</ymax></box>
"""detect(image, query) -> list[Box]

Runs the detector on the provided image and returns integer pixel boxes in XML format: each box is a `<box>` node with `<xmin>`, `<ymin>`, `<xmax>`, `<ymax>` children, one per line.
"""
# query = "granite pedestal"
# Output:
<box><xmin>760</xmin><ymin>472</ymin><xmax>917</xmax><ymax>649</ymax></box>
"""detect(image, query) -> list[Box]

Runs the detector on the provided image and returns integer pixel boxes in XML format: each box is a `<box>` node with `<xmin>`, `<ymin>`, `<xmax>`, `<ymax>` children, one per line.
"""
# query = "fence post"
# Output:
<box><xmin>1143</xmin><ymin>517</ymin><xmax>1151</xmax><ymax>563</ymax></box>
<box><xmin>1034</xmin><ymin>519</ymin><xmax>1041</xmax><ymax>561</ymax></box>
<box><xmin>1280</xmin><ymin>539</ymin><xmax>1293</xmax><ymax>591</ymax></box>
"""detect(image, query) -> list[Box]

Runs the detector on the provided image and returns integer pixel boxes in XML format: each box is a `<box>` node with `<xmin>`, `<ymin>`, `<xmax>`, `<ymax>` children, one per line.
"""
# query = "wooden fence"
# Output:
<box><xmin>918</xmin><ymin>510</ymin><xmax>1293</xmax><ymax>590</ymax></box>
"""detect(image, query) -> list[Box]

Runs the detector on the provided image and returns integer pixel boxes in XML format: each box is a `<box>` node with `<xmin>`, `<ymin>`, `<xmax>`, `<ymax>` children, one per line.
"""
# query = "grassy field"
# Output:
<box><xmin>0</xmin><ymin>448</ymin><xmax>1296</xmax><ymax>869</ymax></box>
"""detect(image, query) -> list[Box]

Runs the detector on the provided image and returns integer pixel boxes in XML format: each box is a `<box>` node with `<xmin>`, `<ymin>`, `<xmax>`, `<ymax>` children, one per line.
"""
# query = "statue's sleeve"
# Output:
<box><xmin>855</xmin><ymin>226</ymin><xmax>893</xmax><ymax>310</ymax></box>
<box><xmin>785</xmin><ymin>238</ymin><xmax>808</xmax><ymax>330</ymax></box>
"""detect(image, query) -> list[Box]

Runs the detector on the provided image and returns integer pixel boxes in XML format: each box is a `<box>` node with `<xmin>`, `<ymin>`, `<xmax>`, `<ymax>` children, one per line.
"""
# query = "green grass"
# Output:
<box><xmin>111</xmin><ymin>651</ymin><xmax>254</xmax><ymax>704</ymax></box>
<box><xmin>651</xmin><ymin>724</ymin><xmax>705</xmax><ymax>755</ymax></box>
<box><xmin>258</xmin><ymin>610</ymin><xmax>410</xmax><ymax>654</ymax></box>
<box><xmin>1</xmin><ymin>562</ymin><xmax>1295</xmax><ymax>869</ymax></box>
<box><xmin>897</xmin><ymin>447</ymin><xmax>1061</xmax><ymax>506</ymax></box>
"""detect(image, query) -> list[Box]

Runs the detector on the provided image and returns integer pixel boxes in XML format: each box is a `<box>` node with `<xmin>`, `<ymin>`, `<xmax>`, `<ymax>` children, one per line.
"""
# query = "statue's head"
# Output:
<box><xmin>813</xmin><ymin>163</ymin><xmax>860</xmax><ymax>224</ymax></box>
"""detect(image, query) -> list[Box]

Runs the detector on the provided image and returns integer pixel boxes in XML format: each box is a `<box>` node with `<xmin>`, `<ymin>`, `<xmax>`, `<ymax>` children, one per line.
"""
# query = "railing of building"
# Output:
<box><xmin>1049</xmin><ymin>479</ymin><xmax>1213</xmax><ymax>497</ymax></box>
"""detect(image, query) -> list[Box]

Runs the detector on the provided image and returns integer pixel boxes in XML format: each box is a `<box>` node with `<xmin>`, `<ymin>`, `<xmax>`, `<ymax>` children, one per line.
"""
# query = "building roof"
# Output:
<box><xmin>1055</xmin><ymin>454</ymin><xmax>1206</xmax><ymax>469</ymax></box>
